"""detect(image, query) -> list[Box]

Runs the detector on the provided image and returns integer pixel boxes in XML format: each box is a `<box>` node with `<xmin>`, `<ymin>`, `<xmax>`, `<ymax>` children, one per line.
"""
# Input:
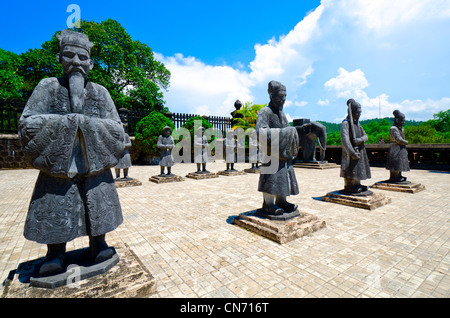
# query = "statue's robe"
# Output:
<box><xmin>115</xmin><ymin>133</ymin><xmax>132</xmax><ymax>169</ymax></box>
<box><xmin>340</xmin><ymin>118</ymin><xmax>371</xmax><ymax>180</ymax></box>
<box><xmin>256</xmin><ymin>103</ymin><xmax>299</xmax><ymax>196</ymax></box>
<box><xmin>157</xmin><ymin>134</ymin><xmax>175</xmax><ymax>167</ymax></box>
<box><xmin>18</xmin><ymin>77</ymin><xmax>125</xmax><ymax>244</ymax></box>
<box><xmin>193</xmin><ymin>134</ymin><xmax>208</xmax><ymax>164</ymax></box>
<box><xmin>224</xmin><ymin>135</ymin><xmax>236</xmax><ymax>164</ymax></box>
<box><xmin>386</xmin><ymin>125</ymin><xmax>410</xmax><ymax>172</ymax></box>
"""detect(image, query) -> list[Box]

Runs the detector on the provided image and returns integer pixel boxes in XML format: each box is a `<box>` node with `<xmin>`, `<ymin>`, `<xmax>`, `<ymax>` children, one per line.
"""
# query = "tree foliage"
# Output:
<box><xmin>0</xmin><ymin>19</ymin><xmax>171</xmax><ymax>112</ymax></box>
<box><xmin>232</xmin><ymin>102</ymin><xmax>266</xmax><ymax>131</ymax></box>
<box><xmin>325</xmin><ymin>110</ymin><xmax>450</xmax><ymax>145</ymax></box>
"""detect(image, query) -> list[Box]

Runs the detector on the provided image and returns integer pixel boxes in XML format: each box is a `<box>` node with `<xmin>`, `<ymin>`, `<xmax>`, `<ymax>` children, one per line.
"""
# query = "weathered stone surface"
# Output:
<box><xmin>232</xmin><ymin>210</ymin><xmax>326</xmax><ymax>244</ymax></box>
<box><xmin>114</xmin><ymin>177</ymin><xmax>142</xmax><ymax>188</ymax></box>
<box><xmin>185</xmin><ymin>172</ymin><xmax>219</xmax><ymax>180</ymax></box>
<box><xmin>293</xmin><ymin>161</ymin><xmax>338</xmax><ymax>169</ymax></box>
<box><xmin>149</xmin><ymin>174</ymin><xmax>185</xmax><ymax>183</ymax></box>
<box><xmin>321</xmin><ymin>190</ymin><xmax>391</xmax><ymax>210</ymax></box>
<box><xmin>2</xmin><ymin>242</ymin><xmax>156</xmax><ymax>298</ymax></box>
<box><xmin>371</xmin><ymin>180</ymin><xmax>425</xmax><ymax>193</ymax></box>
<box><xmin>217</xmin><ymin>170</ymin><xmax>246</xmax><ymax>176</ymax></box>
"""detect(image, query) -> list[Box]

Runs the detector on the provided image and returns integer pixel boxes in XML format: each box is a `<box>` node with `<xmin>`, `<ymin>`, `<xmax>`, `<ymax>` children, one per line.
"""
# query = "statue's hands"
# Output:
<box><xmin>353</xmin><ymin>138</ymin><xmax>364</xmax><ymax>145</ymax></box>
<box><xmin>350</xmin><ymin>152</ymin><xmax>361</xmax><ymax>160</ymax></box>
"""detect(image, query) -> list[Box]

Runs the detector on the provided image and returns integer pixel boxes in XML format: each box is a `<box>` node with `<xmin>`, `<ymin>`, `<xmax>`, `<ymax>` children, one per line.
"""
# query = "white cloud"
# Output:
<box><xmin>158</xmin><ymin>53</ymin><xmax>254</xmax><ymax>116</ymax></box>
<box><xmin>156</xmin><ymin>0</ymin><xmax>450</xmax><ymax>122</ymax></box>
<box><xmin>324</xmin><ymin>67</ymin><xmax>450</xmax><ymax>120</ymax></box>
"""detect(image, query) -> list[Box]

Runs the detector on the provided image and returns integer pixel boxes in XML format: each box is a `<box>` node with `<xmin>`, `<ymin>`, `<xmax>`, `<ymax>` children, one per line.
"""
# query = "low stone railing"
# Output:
<box><xmin>1</xmin><ymin>134</ymin><xmax>449</xmax><ymax>171</ymax></box>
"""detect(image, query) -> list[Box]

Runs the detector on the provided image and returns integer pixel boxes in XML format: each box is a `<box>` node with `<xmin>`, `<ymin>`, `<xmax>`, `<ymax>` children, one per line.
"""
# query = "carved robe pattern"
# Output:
<box><xmin>18</xmin><ymin>77</ymin><xmax>125</xmax><ymax>244</ymax></box>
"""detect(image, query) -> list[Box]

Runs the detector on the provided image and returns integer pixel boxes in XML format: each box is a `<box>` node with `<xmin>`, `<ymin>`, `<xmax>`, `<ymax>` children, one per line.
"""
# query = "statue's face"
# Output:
<box><xmin>352</xmin><ymin>106</ymin><xmax>362</xmax><ymax>121</ymax></box>
<box><xmin>163</xmin><ymin>128</ymin><xmax>171</xmax><ymax>136</ymax></box>
<box><xmin>395</xmin><ymin>116</ymin><xmax>405</xmax><ymax>127</ymax></box>
<box><xmin>270</xmin><ymin>89</ymin><xmax>287</xmax><ymax>110</ymax></box>
<box><xmin>58</xmin><ymin>45</ymin><xmax>93</xmax><ymax>77</ymax></box>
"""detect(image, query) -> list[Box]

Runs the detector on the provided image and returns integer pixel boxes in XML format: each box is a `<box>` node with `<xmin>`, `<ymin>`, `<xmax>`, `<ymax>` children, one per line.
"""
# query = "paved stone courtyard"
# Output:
<box><xmin>0</xmin><ymin>161</ymin><xmax>448</xmax><ymax>298</ymax></box>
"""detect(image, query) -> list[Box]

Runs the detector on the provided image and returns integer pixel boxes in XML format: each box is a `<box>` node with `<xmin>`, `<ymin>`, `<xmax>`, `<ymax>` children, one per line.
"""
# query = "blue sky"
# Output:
<box><xmin>1</xmin><ymin>0</ymin><xmax>449</xmax><ymax>123</ymax></box>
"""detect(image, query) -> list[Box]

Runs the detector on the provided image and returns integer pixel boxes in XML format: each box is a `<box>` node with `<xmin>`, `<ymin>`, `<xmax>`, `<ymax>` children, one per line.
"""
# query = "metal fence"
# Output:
<box><xmin>0</xmin><ymin>98</ymin><xmax>24</xmax><ymax>134</ymax></box>
<box><xmin>0</xmin><ymin>100</ymin><xmax>232</xmax><ymax>137</ymax></box>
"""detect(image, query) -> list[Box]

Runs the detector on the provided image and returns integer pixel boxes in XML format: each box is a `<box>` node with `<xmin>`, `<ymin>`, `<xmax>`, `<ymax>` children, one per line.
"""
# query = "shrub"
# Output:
<box><xmin>134</xmin><ymin>111</ymin><xmax>175</xmax><ymax>157</ymax></box>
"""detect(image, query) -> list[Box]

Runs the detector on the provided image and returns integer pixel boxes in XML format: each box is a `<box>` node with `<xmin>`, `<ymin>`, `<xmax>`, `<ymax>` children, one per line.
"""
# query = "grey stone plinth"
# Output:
<box><xmin>2</xmin><ymin>242</ymin><xmax>156</xmax><ymax>298</ymax></box>
<box><xmin>114</xmin><ymin>177</ymin><xmax>142</xmax><ymax>188</ymax></box>
<box><xmin>321</xmin><ymin>190</ymin><xmax>391</xmax><ymax>210</ymax></box>
<box><xmin>185</xmin><ymin>172</ymin><xmax>219</xmax><ymax>180</ymax></box>
<box><xmin>371</xmin><ymin>180</ymin><xmax>425</xmax><ymax>193</ymax></box>
<box><xmin>232</xmin><ymin>210</ymin><xmax>326</xmax><ymax>244</ymax></box>
<box><xmin>293</xmin><ymin>161</ymin><xmax>339</xmax><ymax>169</ymax></box>
<box><xmin>217</xmin><ymin>170</ymin><xmax>246</xmax><ymax>176</ymax></box>
<box><xmin>149</xmin><ymin>174</ymin><xmax>185</xmax><ymax>183</ymax></box>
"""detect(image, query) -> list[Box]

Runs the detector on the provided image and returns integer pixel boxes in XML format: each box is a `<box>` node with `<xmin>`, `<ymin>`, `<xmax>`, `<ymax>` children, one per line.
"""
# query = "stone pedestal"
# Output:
<box><xmin>1</xmin><ymin>242</ymin><xmax>156</xmax><ymax>298</ymax></box>
<box><xmin>149</xmin><ymin>174</ymin><xmax>185</xmax><ymax>184</ymax></box>
<box><xmin>293</xmin><ymin>161</ymin><xmax>338</xmax><ymax>169</ymax></box>
<box><xmin>217</xmin><ymin>170</ymin><xmax>246</xmax><ymax>176</ymax></box>
<box><xmin>371</xmin><ymin>180</ymin><xmax>425</xmax><ymax>193</ymax></box>
<box><xmin>232</xmin><ymin>210</ymin><xmax>326</xmax><ymax>244</ymax></box>
<box><xmin>185</xmin><ymin>172</ymin><xmax>219</xmax><ymax>180</ymax></box>
<box><xmin>321</xmin><ymin>190</ymin><xmax>391</xmax><ymax>210</ymax></box>
<box><xmin>243</xmin><ymin>167</ymin><xmax>261</xmax><ymax>173</ymax></box>
<box><xmin>114</xmin><ymin>177</ymin><xmax>142</xmax><ymax>188</ymax></box>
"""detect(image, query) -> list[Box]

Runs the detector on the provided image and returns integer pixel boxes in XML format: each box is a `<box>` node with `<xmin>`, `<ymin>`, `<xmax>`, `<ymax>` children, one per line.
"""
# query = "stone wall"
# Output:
<box><xmin>0</xmin><ymin>134</ymin><xmax>31</xmax><ymax>169</ymax></box>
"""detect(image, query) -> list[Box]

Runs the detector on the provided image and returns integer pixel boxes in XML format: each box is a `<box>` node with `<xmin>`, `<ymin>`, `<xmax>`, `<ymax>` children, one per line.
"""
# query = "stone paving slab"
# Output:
<box><xmin>0</xmin><ymin>161</ymin><xmax>448</xmax><ymax>298</ymax></box>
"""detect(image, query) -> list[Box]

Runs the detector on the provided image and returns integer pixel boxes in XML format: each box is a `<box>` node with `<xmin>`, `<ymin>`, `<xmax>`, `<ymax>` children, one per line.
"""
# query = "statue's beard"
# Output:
<box><xmin>68</xmin><ymin>71</ymin><xmax>86</xmax><ymax>113</ymax></box>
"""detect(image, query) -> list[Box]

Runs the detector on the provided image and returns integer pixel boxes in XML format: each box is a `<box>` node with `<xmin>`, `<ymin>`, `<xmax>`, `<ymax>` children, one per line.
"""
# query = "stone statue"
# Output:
<box><xmin>340</xmin><ymin>98</ymin><xmax>371</xmax><ymax>193</ymax></box>
<box><xmin>248</xmin><ymin>133</ymin><xmax>260</xmax><ymax>170</ymax></box>
<box><xmin>18</xmin><ymin>30</ymin><xmax>125</xmax><ymax>277</ymax></box>
<box><xmin>157</xmin><ymin>126</ymin><xmax>175</xmax><ymax>176</ymax></box>
<box><xmin>194</xmin><ymin>126</ymin><xmax>209</xmax><ymax>173</ymax></box>
<box><xmin>224</xmin><ymin>130</ymin><xmax>237</xmax><ymax>171</ymax></box>
<box><xmin>293</xmin><ymin>119</ymin><xmax>327</xmax><ymax>162</ymax></box>
<box><xmin>386</xmin><ymin>110</ymin><xmax>410</xmax><ymax>182</ymax></box>
<box><xmin>114</xmin><ymin>108</ymin><xmax>132</xmax><ymax>179</ymax></box>
<box><xmin>256</xmin><ymin>81</ymin><xmax>300</xmax><ymax>215</ymax></box>
<box><xmin>230</xmin><ymin>99</ymin><xmax>243</xmax><ymax>128</ymax></box>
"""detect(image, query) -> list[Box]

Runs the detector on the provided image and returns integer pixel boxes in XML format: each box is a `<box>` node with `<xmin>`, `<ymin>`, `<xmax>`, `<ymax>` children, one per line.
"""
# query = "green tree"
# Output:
<box><xmin>16</xmin><ymin>19</ymin><xmax>170</xmax><ymax>111</ymax></box>
<box><xmin>232</xmin><ymin>102</ymin><xmax>266</xmax><ymax>131</ymax></box>
<box><xmin>0</xmin><ymin>49</ymin><xmax>25</xmax><ymax>100</ymax></box>
<box><xmin>404</xmin><ymin>125</ymin><xmax>446</xmax><ymax>144</ymax></box>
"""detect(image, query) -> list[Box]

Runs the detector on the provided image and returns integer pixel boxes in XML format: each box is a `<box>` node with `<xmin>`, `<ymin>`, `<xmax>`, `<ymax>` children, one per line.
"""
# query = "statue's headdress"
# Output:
<box><xmin>56</xmin><ymin>29</ymin><xmax>94</xmax><ymax>54</ymax></box>
<box><xmin>268</xmin><ymin>80</ymin><xmax>286</xmax><ymax>94</ymax></box>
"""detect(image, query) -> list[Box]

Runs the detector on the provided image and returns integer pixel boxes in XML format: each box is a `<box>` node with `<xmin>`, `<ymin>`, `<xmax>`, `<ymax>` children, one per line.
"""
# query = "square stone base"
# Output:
<box><xmin>371</xmin><ymin>180</ymin><xmax>425</xmax><ymax>193</ymax></box>
<box><xmin>217</xmin><ymin>170</ymin><xmax>246</xmax><ymax>176</ymax></box>
<box><xmin>185</xmin><ymin>172</ymin><xmax>219</xmax><ymax>180</ymax></box>
<box><xmin>114</xmin><ymin>178</ymin><xmax>142</xmax><ymax>188</ymax></box>
<box><xmin>149</xmin><ymin>174</ymin><xmax>185</xmax><ymax>183</ymax></box>
<box><xmin>232</xmin><ymin>210</ymin><xmax>326</xmax><ymax>244</ymax></box>
<box><xmin>321</xmin><ymin>190</ymin><xmax>391</xmax><ymax>210</ymax></box>
<box><xmin>293</xmin><ymin>161</ymin><xmax>339</xmax><ymax>169</ymax></box>
<box><xmin>1</xmin><ymin>242</ymin><xmax>156</xmax><ymax>298</ymax></box>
